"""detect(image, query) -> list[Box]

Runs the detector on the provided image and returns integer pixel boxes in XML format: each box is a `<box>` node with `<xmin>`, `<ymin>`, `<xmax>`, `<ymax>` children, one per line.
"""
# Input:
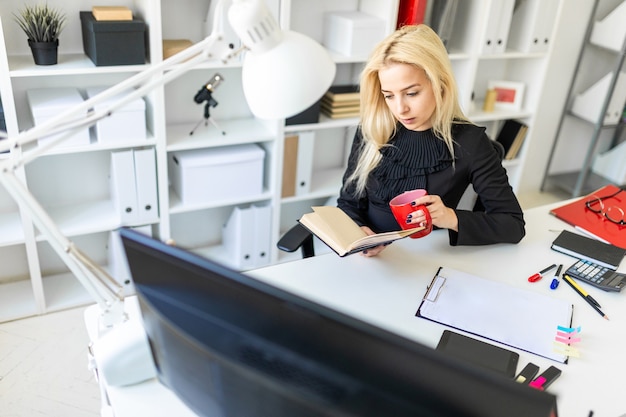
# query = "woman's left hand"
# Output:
<box><xmin>359</xmin><ymin>225</ymin><xmax>389</xmax><ymax>257</ymax></box>
<box><xmin>408</xmin><ymin>194</ymin><xmax>459</xmax><ymax>232</ymax></box>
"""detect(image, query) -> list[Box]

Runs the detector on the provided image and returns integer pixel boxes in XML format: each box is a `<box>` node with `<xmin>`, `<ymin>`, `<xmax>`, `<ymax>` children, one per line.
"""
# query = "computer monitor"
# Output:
<box><xmin>119</xmin><ymin>228</ymin><xmax>558</xmax><ymax>417</ymax></box>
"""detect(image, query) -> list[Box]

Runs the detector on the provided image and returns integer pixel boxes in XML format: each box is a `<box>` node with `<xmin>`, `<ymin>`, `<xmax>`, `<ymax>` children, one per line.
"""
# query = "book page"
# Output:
<box><xmin>299</xmin><ymin>206</ymin><xmax>368</xmax><ymax>254</ymax></box>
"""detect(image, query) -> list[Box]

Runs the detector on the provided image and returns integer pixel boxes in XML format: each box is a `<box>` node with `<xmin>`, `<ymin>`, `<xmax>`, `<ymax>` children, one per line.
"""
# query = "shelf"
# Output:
<box><xmin>8</xmin><ymin>53</ymin><xmax>149</xmax><ymax>77</ymax></box>
<box><xmin>0</xmin><ymin>211</ymin><xmax>26</xmax><ymax>246</ymax></box>
<box><xmin>166</xmin><ymin>118</ymin><xmax>275</xmax><ymax>151</ymax></box>
<box><xmin>0</xmin><ymin>278</ymin><xmax>38</xmax><ymax>321</ymax></box>
<box><xmin>41</xmin><ymin>271</ymin><xmax>94</xmax><ymax>312</ymax></box>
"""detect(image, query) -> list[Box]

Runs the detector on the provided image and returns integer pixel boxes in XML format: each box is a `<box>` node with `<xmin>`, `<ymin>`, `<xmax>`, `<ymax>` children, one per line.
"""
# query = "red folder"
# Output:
<box><xmin>550</xmin><ymin>184</ymin><xmax>626</xmax><ymax>249</ymax></box>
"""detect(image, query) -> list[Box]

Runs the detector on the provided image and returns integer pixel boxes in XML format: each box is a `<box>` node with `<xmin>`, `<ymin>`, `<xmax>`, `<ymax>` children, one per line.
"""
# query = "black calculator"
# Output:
<box><xmin>564</xmin><ymin>260</ymin><xmax>626</xmax><ymax>292</ymax></box>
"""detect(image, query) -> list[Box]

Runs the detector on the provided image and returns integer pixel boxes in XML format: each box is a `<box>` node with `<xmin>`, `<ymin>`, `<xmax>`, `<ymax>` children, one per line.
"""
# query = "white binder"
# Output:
<box><xmin>252</xmin><ymin>203</ymin><xmax>272</xmax><ymax>268</ymax></box>
<box><xmin>481</xmin><ymin>0</ymin><xmax>502</xmax><ymax>55</ymax></box>
<box><xmin>507</xmin><ymin>0</ymin><xmax>559</xmax><ymax>53</ymax></box>
<box><xmin>110</xmin><ymin>150</ymin><xmax>139</xmax><ymax>225</ymax></box>
<box><xmin>133</xmin><ymin>148</ymin><xmax>159</xmax><ymax>224</ymax></box>
<box><xmin>108</xmin><ymin>225</ymin><xmax>152</xmax><ymax>296</ymax></box>
<box><xmin>223</xmin><ymin>206</ymin><xmax>255</xmax><ymax>270</ymax></box>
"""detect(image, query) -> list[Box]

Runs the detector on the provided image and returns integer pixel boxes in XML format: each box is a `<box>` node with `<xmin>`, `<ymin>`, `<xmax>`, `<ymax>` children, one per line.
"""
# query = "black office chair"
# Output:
<box><xmin>277</xmin><ymin>140</ymin><xmax>506</xmax><ymax>258</ymax></box>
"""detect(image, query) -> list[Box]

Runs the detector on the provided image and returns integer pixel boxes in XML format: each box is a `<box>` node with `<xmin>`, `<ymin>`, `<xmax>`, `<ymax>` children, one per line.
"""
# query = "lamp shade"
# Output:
<box><xmin>227</xmin><ymin>0</ymin><xmax>336</xmax><ymax>119</ymax></box>
<box><xmin>241</xmin><ymin>30</ymin><xmax>336</xmax><ymax>119</ymax></box>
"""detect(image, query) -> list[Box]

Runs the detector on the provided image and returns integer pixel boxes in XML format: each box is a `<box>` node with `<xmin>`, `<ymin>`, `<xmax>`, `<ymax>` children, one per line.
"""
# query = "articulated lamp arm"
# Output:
<box><xmin>0</xmin><ymin>0</ymin><xmax>334</xmax><ymax>331</ymax></box>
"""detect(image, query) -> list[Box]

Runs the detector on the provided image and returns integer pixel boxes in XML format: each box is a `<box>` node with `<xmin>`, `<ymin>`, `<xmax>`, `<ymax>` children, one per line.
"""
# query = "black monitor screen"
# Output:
<box><xmin>120</xmin><ymin>228</ymin><xmax>558</xmax><ymax>417</ymax></box>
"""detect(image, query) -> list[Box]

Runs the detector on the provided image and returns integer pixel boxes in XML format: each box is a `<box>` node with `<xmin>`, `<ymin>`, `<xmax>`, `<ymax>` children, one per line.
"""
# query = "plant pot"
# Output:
<box><xmin>28</xmin><ymin>39</ymin><xmax>59</xmax><ymax>65</ymax></box>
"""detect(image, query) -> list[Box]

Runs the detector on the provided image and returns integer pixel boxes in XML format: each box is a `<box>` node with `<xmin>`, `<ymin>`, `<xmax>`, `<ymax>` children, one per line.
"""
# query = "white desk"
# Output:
<box><xmin>90</xmin><ymin>203</ymin><xmax>626</xmax><ymax>417</ymax></box>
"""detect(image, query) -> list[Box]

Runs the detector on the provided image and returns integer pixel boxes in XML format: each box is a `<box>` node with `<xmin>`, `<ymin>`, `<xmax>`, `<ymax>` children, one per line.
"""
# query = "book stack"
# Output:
<box><xmin>494</xmin><ymin>119</ymin><xmax>528</xmax><ymax>160</ymax></box>
<box><xmin>321</xmin><ymin>85</ymin><xmax>360</xmax><ymax>119</ymax></box>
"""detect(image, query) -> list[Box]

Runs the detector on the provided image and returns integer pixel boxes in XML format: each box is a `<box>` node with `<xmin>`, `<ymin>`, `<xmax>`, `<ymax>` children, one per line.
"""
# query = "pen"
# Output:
<box><xmin>528</xmin><ymin>264</ymin><xmax>557</xmax><ymax>282</ymax></box>
<box><xmin>550</xmin><ymin>264</ymin><xmax>563</xmax><ymax>289</ymax></box>
<box><xmin>563</xmin><ymin>274</ymin><xmax>609</xmax><ymax>320</ymax></box>
<box><xmin>562</xmin><ymin>273</ymin><xmax>601</xmax><ymax>307</ymax></box>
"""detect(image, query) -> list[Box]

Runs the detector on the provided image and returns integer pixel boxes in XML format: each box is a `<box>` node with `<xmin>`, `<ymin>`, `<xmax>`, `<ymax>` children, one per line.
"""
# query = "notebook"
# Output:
<box><xmin>550</xmin><ymin>185</ymin><xmax>626</xmax><ymax>250</ymax></box>
<box><xmin>551</xmin><ymin>229</ymin><xmax>626</xmax><ymax>269</ymax></box>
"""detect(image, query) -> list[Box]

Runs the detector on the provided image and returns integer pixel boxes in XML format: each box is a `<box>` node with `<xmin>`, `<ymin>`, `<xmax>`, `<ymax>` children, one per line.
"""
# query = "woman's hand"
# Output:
<box><xmin>408</xmin><ymin>194</ymin><xmax>458</xmax><ymax>232</ymax></box>
<box><xmin>360</xmin><ymin>225</ymin><xmax>389</xmax><ymax>257</ymax></box>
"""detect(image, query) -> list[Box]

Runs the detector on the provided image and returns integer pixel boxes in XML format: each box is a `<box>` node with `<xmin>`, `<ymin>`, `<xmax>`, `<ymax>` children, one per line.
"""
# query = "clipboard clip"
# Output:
<box><xmin>424</xmin><ymin>275</ymin><xmax>446</xmax><ymax>302</ymax></box>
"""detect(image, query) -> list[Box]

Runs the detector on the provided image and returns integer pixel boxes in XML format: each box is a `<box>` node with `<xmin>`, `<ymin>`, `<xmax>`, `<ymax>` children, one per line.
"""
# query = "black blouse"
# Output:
<box><xmin>337</xmin><ymin>123</ymin><xmax>525</xmax><ymax>245</ymax></box>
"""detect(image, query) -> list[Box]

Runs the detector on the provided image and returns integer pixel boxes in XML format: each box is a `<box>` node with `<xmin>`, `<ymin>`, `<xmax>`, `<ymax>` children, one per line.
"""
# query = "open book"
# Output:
<box><xmin>299</xmin><ymin>206</ymin><xmax>423</xmax><ymax>257</ymax></box>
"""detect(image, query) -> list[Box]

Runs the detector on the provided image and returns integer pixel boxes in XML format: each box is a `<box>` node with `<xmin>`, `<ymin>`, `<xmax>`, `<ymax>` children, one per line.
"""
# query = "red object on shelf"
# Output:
<box><xmin>397</xmin><ymin>0</ymin><xmax>428</xmax><ymax>28</ymax></box>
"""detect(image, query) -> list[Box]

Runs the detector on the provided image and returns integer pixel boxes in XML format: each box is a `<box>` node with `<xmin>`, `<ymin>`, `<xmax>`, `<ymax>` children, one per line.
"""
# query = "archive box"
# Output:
<box><xmin>87</xmin><ymin>87</ymin><xmax>147</xmax><ymax>143</ymax></box>
<box><xmin>26</xmin><ymin>87</ymin><xmax>91</xmax><ymax>148</ymax></box>
<box><xmin>169</xmin><ymin>144</ymin><xmax>265</xmax><ymax>204</ymax></box>
<box><xmin>323</xmin><ymin>11</ymin><xmax>385</xmax><ymax>57</ymax></box>
<box><xmin>80</xmin><ymin>11</ymin><xmax>146</xmax><ymax>66</ymax></box>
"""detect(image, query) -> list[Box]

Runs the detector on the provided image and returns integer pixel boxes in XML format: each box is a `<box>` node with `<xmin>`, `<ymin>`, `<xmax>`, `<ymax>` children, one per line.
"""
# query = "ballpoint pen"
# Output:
<box><xmin>528</xmin><ymin>264</ymin><xmax>557</xmax><ymax>282</ymax></box>
<box><xmin>550</xmin><ymin>264</ymin><xmax>563</xmax><ymax>289</ymax></box>
<box><xmin>563</xmin><ymin>274</ymin><xmax>609</xmax><ymax>320</ymax></box>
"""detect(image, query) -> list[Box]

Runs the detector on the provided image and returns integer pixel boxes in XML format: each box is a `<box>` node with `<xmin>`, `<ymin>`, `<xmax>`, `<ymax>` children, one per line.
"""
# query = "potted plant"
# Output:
<box><xmin>14</xmin><ymin>3</ymin><xmax>67</xmax><ymax>65</ymax></box>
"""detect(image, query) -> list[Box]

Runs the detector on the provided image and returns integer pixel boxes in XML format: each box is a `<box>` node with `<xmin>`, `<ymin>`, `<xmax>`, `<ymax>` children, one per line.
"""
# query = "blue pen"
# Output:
<box><xmin>550</xmin><ymin>264</ymin><xmax>563</xmax><ymax>289</ymax></box>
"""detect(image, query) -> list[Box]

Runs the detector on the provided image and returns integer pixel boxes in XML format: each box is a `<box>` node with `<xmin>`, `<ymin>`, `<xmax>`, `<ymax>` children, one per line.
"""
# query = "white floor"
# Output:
<box><xmin>0</xmin><ymin>189</ymin><xmax>570</xmax><ymax>417</ymax></box>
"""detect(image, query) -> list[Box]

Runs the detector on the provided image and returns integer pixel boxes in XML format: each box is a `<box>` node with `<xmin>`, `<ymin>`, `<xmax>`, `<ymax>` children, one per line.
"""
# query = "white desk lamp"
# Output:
<box><xmin>0</xmin><ymin>0</ymin><xmax>336</xmax><ymax>331</ymax></box>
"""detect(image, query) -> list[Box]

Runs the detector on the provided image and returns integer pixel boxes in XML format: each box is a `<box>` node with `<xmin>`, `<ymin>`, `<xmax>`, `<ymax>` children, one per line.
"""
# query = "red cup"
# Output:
<box><xmin>389</xmin><ymin>189</ymin><xmax>432</xmax><ymax>239</ymax></box>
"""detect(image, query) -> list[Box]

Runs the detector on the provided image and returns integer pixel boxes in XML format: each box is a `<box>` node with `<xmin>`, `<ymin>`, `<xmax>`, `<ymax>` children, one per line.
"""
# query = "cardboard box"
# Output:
<box><xmin>323</xmin><ymin>11</ymin><xmax>385</xmax><ymax>56</ymax></box>
<box><xmin>80</xmin><ymin>11</ymin><xmax>146</xmax><ymax>66</ymax></box>
<box><xmin>162</xmin><ymin>39</ymin><xmax>194</xmax><ymax>60</ymax></box>
<box><xmin>26</xmin><ymin>87</ymin><xmax>91</xmax><ymax>148</ymax></box>
<box><xmin>86</xmin><ymin>87</ymin><xmax>146</xmax><ymax>143</ymax></box>
<box><xmin>92</xmin><ymin>6</ymin><xmax>133</xmax><ymax>21</ymax></box>
<box><xmin>169</xmin><ymin>144</ymin><xmax>265</xmax><ymax>204</ymax></box>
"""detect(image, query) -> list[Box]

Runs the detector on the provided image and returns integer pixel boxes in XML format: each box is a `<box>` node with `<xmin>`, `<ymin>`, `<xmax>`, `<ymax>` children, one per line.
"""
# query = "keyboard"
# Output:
<box><xmin>564</xmin><ymin>260</ymin><xmax>626</xmax><ymax>292</ymax></box>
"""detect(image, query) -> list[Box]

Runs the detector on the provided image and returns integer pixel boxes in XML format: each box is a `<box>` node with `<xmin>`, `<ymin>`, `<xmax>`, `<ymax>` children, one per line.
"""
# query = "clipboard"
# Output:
<box><xmin>417</xmin><ymin>267</ymin><xmax>573</xmax><ymax>363</ymax></box>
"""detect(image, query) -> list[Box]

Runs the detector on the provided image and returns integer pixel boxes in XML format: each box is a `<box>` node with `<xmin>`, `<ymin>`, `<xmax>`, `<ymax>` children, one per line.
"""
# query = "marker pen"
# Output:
<box><xmin>528</xmin><ymin>264</ymin><xmax>557</xmax><ymax>282</ymax></box>
<box><xmin>550</xmin><ymin>264</ymin><xmax>563</xmax><ymax>289</ymax></box>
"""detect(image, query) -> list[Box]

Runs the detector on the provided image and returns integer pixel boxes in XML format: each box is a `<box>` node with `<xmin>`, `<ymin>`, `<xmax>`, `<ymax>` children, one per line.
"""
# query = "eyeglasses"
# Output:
<box><xmin>585</xmin><ymin>188</ymin><xmax>626</xmax><ymax>226</ymax></box>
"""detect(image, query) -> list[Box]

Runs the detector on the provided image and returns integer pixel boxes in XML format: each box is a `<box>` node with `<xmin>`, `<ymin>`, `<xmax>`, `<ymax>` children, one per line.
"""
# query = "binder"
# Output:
<box><xmin>494</xmin><ymin>119</ymin><xmax>528</xmax><ymax>160</ymax></box>
<box><xmin>494</xmin><ymin>0</ymin><xmax>515</xmax><ymax>54</ymax></box>
<box><xmin>417</xmin><ymin>266</ymin><xmax>573</xmax><ymax>363</ymax></box>
<box><xmin>480</xmin><ymin>0</ymin><xmax>502</xmax><ymax>55</ymax></box>
<box><xmin>133</xmin><ymin>148</ymin><xmax>159</xmax><ymax>224</ymax></box>
<box><xmin>223</xmin><ymin>206</ymin><xmax>255</xmax><ymax>270</ymax></box>
<box><xmin>110</xmin><ymin>150</ymin><xmax>139</xmax><ymax>225</ymax></box>
<box><xmin>252</xmin><ymin>203</ymin><xmax>272</xmax><ymax>268</ymax></box>
<box><xmin>281</xmin><ymin>135</ymin><xmax>299</xmax><ymax>197</ymax></box>
<box><xmin>108</xmin><ymin>225</ymin><xmax>152</xmax><ymax>296</ymax></box>
<box><xmin>295</xmin><ymin>131</ymin><xmax>315</xmax><ymax>196</ymax></box>
<box><xmin>507</xmin><ymin>0</ymin><xmax>558</xmax><ymax>53</ymax></box>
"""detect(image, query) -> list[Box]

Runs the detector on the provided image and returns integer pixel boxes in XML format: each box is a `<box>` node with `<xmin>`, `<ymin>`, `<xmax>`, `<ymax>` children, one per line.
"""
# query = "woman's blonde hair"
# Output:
<box><xmin>346</xmin><ymin>24</ymin><xmax>469</xmax><ymax>195</ymax></box>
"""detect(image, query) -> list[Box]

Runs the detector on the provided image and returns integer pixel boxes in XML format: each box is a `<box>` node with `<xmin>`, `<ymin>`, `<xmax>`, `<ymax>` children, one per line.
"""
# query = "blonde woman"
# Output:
<box><xmin>337</xmin><ymin>25</ymin><xmax>525</xmax><ymax>257</ymax></box>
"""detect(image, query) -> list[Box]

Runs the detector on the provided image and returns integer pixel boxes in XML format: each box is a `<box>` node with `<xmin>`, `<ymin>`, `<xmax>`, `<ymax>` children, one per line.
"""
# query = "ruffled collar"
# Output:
<box><xmin>367</xmin><ymin>125</ymin><xmax>453</xmax><ymax>202</ymax></box>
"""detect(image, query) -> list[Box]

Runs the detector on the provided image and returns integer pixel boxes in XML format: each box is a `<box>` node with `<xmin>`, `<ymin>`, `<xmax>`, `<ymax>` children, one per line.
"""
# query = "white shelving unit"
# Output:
<box><xmin>541</xmin><ymin>0</ymin><xmax>626</xmax><ymax>197</ymax></box>
<box><xmin>0</xmin><ymin>0</ymin><xmax>565</xmax><ymax>322</ymax></box>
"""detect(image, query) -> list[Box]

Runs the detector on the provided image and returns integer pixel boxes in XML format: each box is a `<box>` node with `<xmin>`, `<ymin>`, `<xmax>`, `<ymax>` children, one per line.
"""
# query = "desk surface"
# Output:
<box><xmin>97</xmin><ymin>203</ymin><xmax>626</xmax><ymax>417</ymax></box>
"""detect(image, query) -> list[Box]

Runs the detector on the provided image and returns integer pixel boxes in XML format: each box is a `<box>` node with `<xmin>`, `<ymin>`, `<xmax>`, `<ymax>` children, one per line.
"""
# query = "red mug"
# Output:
<box><xmin>389</xmin><ymin>189</ymin><xmax>433</xmax><ymax>239</ymax></box>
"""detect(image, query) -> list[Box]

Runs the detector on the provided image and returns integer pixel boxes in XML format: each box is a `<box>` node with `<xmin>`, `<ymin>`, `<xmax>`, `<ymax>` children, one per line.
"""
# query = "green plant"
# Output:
<box><xmin>13</xmin><ymin>3</ymin><xmax>67</xmax><ymax>43</ymax></box>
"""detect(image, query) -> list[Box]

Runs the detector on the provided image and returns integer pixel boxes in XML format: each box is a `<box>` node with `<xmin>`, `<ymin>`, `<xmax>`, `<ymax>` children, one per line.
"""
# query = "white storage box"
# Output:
<box><xmin>169</xmin><ymin>144</ymin><xmax>265</xmax><ymax>204</ymax></box>
<box><xmin>87</xmin><ymin>87</ymin><xmax>147</xmax><ymax>143</ymax></box>
<box><xmin>323</xmin><ymin>11</ymin><xmax>385</xmax><ymax>57</ymax></box>
<box><xmin>27</xmin><ymin>88</ymin><xmax>91</xmax><ymax>148</ymax></box>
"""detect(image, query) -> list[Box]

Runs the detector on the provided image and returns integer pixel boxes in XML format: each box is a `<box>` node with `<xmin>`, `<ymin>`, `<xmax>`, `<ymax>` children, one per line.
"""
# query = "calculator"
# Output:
<box><xmin>564</xmin><ymin>260</ymin><xmax>626</xmax><ymax>292</ymax></box>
